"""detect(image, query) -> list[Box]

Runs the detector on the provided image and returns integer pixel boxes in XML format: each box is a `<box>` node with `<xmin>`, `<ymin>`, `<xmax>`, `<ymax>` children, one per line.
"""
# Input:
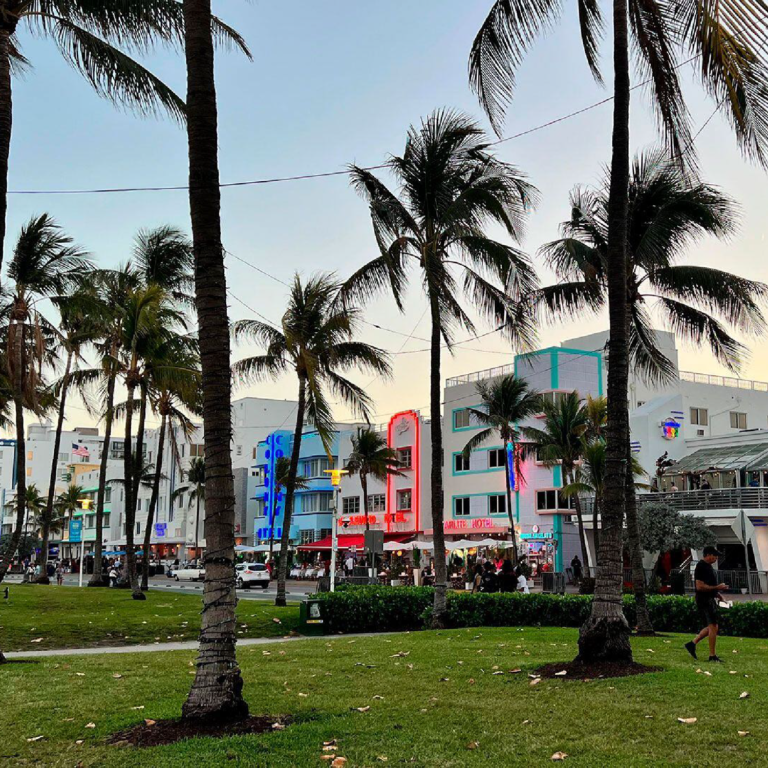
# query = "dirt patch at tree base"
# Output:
<box><xmin>535</xmin><ymin>660</ymin><xmax>662</xmax><ymax>680</ymax></box>
<box><xmin>108</xmin><ymin>715</ymin><xmax>290</xmax><ymax>748</ymax></box>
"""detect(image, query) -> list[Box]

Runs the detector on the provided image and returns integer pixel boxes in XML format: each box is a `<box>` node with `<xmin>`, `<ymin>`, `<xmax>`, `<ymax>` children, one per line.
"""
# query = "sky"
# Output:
<box><xmin>6</xmin><ymin>0</ymin><xmax>768</xmax><ymax>433</ymax></box>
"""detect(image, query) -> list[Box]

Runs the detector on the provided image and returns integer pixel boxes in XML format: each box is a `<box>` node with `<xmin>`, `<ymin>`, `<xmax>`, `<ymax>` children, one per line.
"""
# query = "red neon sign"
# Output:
<box><xmin>387</xmin><ymin>410</ymin><xmax>420</xmax><ymax>532</ymax></box>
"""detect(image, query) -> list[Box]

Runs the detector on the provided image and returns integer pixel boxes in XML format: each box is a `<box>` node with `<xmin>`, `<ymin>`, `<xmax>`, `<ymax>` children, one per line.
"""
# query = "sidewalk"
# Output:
<box><xmin>4</xmin><ymin>631</ymin><xmax>381</xmax><ymax>660</ymax></box>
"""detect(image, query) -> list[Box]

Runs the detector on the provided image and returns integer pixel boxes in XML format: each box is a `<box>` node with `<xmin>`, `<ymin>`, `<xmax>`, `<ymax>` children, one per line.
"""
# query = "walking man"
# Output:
<box><xmin>685</xmin><ymin>546</ymin><xmax>728</xmax><ymax>662</ymax></box>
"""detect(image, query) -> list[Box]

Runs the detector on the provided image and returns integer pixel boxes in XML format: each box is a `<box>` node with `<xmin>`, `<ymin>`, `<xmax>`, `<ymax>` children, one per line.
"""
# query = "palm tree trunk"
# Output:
<box><xmin>89</xmin><ymin>367</ymin><xmax>116</xmax><ymax>587</ymax></box>
<box><xmin>0</xmin><ymin>27</ymin><xmax>14</xmax><ymax>273</ymax></box>
<box><xmin>141</xmin><ymin>413</ymin><xmax>167</xmax><ymax>590</ymax></box>
<box><xmin>194</xmin><ymin>493</ymin><xmax>200</xmax><ymax>553</ymax></box>
<box><xmin>503</xmin><ymin>439</ymin><xmax>518</xmax><ymax>565</ymax></box>
<box><xmin>37</xmin><ymin>348</ymin><xmax>73</xmax><ymax>582</ymax></box>
<box><xmin>578</xmin><ymin>0</ymin><xmax>633</xmax><ymax>663</ymax></box>
<box><xmin>275</xmin><ymin>379</ymin><xmax>305</xmax><ymax>607</ymax></box>
<box><xmin>361</xmin><ymin>472</ymin><xmax>370</xmax><ymax>568</ymax></box>
<box><xmin>428</xmin><ymin>290</ymin><xmax>448</xmax><ymax>626</ymax></box>
<box><xmin>569</xmin><ymin>468</ymin><xmax>591</xmax><ymax>567</ymax></box>
<box><xmin>123</xmin><ymin>380</ymin><xmax>144</xmax><ymax>600</ymax></box>
<box><xmin>592</xmin><ymin>494</ymin><xmax>601</xmax><ymax>565</ymax></box>
<box><xmin>181</xmin><ymin>0</ymin><xmax>247</xmax><ymax>722</ymax></box>
<box><xmin>0</xmin><ymin>320</ymin><xmax>26</xmax><ymax>583</ymax></box>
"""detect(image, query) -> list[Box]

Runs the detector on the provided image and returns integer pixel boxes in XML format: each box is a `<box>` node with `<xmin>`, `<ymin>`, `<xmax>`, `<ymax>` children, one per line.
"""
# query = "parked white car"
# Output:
<box><xmin>173</xmin><ymin>566</ymin><xmax>205</xmax><ymax>582</ymax></box>
<box><xmin>236</xmin><ymin>562</ymin><xmax>270</xmax><ymax>589</ymax></box>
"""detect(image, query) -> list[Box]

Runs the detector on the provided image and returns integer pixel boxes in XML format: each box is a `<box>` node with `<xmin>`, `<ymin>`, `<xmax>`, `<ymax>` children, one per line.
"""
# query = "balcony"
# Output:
<box><xmin>638</xmin><ymin>488</ymin><xmax>768</xmax><ymax>513</ymax></box>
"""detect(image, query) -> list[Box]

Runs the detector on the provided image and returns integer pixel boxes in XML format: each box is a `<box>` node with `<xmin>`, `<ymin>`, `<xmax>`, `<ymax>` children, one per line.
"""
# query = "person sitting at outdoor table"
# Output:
<box><xmin>498</xmin><ymin>559</ymin><xmax>516</xmax><ymax>592</ymax></box>
<box><xmin>700</xmin><ymin>478</ymin><xmax>712</xmax><ymax>490</ymax></box>
<box><xmin>480</xmin><ymin>561</ymin><xmax>498</xmax><ymax>593</ymax></box>
<box><xmin>517</xmin><ymin>572</ymin><xmax>530</xmax><ymax>594</ymax></box>
<box><xmin>421</xmin><ymin>560</ymin><xmax>435</xmax><ymax>587</ymax></box>
<box><xmin>470</xmin><ymin>563</ymin><xmax>483</xmax><ymax>593</ymax></box>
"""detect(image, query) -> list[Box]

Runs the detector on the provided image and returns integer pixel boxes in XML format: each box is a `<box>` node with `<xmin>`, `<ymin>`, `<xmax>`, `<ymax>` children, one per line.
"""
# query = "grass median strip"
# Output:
<box><xmin>1</xmin><ymin>627</ymin><xmax>766</xmax><ymax>767</ymax></box>
<box><xmin>0</xmin><ymin>585</ymin><xmax>301</xmax><ymax>651</ymax></box>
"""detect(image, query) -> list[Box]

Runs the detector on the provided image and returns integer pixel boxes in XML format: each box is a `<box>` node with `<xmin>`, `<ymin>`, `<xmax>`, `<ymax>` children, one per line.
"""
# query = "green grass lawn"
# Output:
<box><xmin>2</xmin><ymin>627</ymin><xmax>767</xmax><ymax>767</ymax></box>
<box><xmin>0</xmin><ymin>585</ymin><xmax>300</xmax><ymax>651</ymax></box>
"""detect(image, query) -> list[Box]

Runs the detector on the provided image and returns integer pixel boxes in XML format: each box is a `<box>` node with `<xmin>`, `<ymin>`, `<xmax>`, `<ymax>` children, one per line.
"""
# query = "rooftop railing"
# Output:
<box><xmin>680</xmin><ymin>370</ymin><xmax>768</xmax><ymax>392</ymax></box>
<box><xmin>446</xmin><ymin>363</ymin><xmax>515</xmax><ymax>388</ymax></box>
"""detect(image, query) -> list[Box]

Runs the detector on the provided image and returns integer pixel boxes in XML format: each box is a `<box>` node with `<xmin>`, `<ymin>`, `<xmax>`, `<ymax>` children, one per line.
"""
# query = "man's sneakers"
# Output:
<box><xmin>685</xmin><ymin>641</ymin><xmax>697</xmax><ymax>660</ymax></box>
<box><xmin>708</xmin><ymin>655</ymin><xmax>723</xmax><ymax>663</ymax></box>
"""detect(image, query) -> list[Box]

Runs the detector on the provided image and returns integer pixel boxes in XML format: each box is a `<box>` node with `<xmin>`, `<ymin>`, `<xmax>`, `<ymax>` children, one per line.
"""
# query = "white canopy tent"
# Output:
<box><xmin>235</xmin><ymin>544</ymin><xmax>290</xmax><ymax>554</ymax></box>
<box><xmin>445</xmin><ymin>538</ymin><xmax>513</xmax><ymax>550</ymax></box>
<box><xmin>382</xmin><ymin>540</ymin><xmax>434</xmax><ymax>552</ymax></box>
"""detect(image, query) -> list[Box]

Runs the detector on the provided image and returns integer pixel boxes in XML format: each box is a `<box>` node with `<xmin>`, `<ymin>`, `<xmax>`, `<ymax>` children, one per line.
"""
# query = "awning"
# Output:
<box><xmin>297</xmin><ymin>533</ymin><xmax>412</xmax><ymax>551</ymax></box>
<box><xmin>236</xmin><ymin>544</ymin><xmax>291</xmax><ymax>553</ymax></box>
<box><xmin>665</xmin><ymin>443</ymin><xmax>768</xmax><ymax>474</ymax></box>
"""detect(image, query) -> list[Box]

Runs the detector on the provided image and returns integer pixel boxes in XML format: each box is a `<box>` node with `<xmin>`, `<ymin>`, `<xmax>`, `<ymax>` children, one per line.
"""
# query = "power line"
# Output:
<box><xmin>6</xmin><ymin>55</ymin><xmax>702</xmax><ymax>198</ymax></box>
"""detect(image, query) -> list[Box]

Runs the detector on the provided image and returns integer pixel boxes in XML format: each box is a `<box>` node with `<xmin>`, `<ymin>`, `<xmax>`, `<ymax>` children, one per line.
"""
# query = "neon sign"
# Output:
<box><xmin>661</xmin><ymin>418</ymin><xmax>680</xmax><ymax>440</ymax></box>
<box><xmin>444</xmin><ymin>518</ymin><xmax>497</xmax><ymax>530</ymax></box>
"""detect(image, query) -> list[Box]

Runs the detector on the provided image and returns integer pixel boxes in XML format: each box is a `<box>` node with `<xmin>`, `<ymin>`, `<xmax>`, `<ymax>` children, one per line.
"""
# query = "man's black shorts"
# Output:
<box><xmin>697</xmin><ymin>598</ymin><xmax>719</xmax><ymax>627</ymax></box>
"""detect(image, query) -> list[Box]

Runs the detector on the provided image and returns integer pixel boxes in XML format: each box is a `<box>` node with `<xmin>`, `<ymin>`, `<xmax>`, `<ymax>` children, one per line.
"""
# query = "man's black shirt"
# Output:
<box><xmin>694</xmin><ymin>560</ymin><xmax>717</xmax><ymax>604</ymax></box>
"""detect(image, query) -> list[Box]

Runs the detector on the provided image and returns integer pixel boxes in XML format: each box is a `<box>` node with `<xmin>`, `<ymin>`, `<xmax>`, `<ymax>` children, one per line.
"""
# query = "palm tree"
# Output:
<box><xmin>172</xmin><ymin>456</ymin><xmax>206</xmax><ymax>559</ymax></box>
<box><xmin>37</xmin><ymin>285</ymin><xmax>98</xmax><ymax>580</ymax></box>
<box><xmin>470</xmin><ymin>0</ymin><xmax>768</xmax><ymax>663</ymax></box>
<box><xmin>539</xmin><ymin>151</ymin><xmax>766</xmax><ymax>632</ymax></box>
<box><xmin>0</xmin><ymin>215</ymin><xmax>88</xmax><ymax>583</ymax></box>
<box><xmin>180</xmin><ymin>0</ymin><xmax>252</xmax><ymax>723</ymax></box>
<box><xmin>233</xmin><ymin>273</ymin><xmax>391</xmax><ymax>609</ymax></box>
<box><xmin>0</xmin><ymin>3</ymin><xmax>250</xmax><ymax>268</ymax></box>
<box><xmin>460</xmin><ymin>376</ymin><xmax>540</xmax><ymax>563</ymax></box>
<box><xmin>140</xmin><ymin>341</ymin><xmax>198</xmax><ymax>591</ymax></box>
<box><xmin>523</xmin><ymin>392</ymin><xmax>591</xmax><ymax>567</ymax></box>
<box><xmin>340</xmin><ymin>109</ymin><xmax>538</xmax><ymax>624</ymax></box>
<box><xmin>267</xmin><ymin>455</ymin><xmax>309</xmax><ymax>564</ymax></box>
<box><xmin>54</xmin><ymin>483</ymin><xmax>85</xmax><ymax>570</ymax></box>
<box><xmin>84</xmin><ymin>266</ymin><xmax>139</xmax><ymax>587</ymax></box>
<box><xmin>345</xmin><ymin>428</ymin><xmax>403</xmax><ymax>565</ymax></box>
<box><xmin>23</xmin><ymin>483</ymin><xmax>45</xmax><ymax>536</ymax></box>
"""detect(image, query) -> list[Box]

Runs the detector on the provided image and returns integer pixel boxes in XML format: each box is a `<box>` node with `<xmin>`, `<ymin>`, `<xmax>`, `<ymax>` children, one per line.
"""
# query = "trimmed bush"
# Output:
<box><xmin>314</xmin><ymin>586</ymin><xmax>768</xmax><ymax>638</ymax></box>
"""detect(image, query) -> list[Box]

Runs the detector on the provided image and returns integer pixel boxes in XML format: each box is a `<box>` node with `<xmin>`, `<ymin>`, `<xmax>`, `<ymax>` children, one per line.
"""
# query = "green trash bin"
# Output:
<box><xmin>299</xmin><ymin>598</ymin><xmax>326</xmax><ymax>635</ymax></box>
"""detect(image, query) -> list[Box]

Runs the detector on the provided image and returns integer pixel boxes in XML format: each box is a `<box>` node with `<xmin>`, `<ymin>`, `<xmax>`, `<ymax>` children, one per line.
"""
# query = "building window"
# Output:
<box><xmin>396</xmin><ymin>489</ymin><xmax>412</xmax><ymax>511</ymax></box>
<box><xmin>302</xmin><ymin>457</ymin><xmax>332</xmax><ymax>478</ymax></box>
<box><xmin>730</xmin><ymin>412</ymin><xmax>747</xmax><ymax>430</ymax></box>
<box><xmin>319</xmin><ymin>528</ymin><xmax>332</xmax><ymax>540</ymax></box>
<box><xmin>252</xmin><ymin>447</ymin><xmax>257</xmax><ymax>459</ymax></box>
<box><xmin>303</xmin><ymin>493</ymin><xmax>331</xmax><ymax>513</ymax></box>
<box><xmin>540</xmin><ymin>391</ymin><xmax>571</xmax><ymax>408</ymax></box>
<box><xmin>168</xmin><ymin>507</ymin><xmax>174</xmax><ymax>523</ymax></box>
<box><xmin>489</xmin><ymin>494</ymin><xmax>507</xmax><ymax>515</ymax></box>
<box><xmin>177</xmin><ymin>493</ymin><xmax>185</xmax><ymax>508</ymax></box>
<box><xmin>454</xmin><ymin>453</ymin><xmax>470</xmax><ymax>472</ymax></box>
<box><xmin>397</xmin><ymin>447</ymin><xmax>412</xmax><ymax>468</ymax></box>
<box><xmin>342</xmin><ymin>496</ymin><xmax>360</xmax><ymax>516</ymax></box>
<box><xmin>236</xmin><ymin>445</ymin><xmax>242</xmax><ymax>457</ymax></box>
<box><xmin>536</xmin><ymin>489</ymin><xmax>576</xmax><ymax>512</ymax></box>
<box><xmin>455</xmin><ymin>497</ymin><xmax>471</xmax><ymax>516</ymax></box>
<box><xmin>57</xmin><ymin>451</ymin><xmax>69</xmax><ymax>461</ymax></box>
<box><xmin>86</xmin><ymin>514</ymin><xmax>95</xmax><ymax>529</ymax></box>
<box><xmin>300</xmin><ymin>529</ymin><xmax>315</xmax><ymax>544</ymax></box>
<box><xmin>105</xmin><ymin>487</ymin><xmax>111</xmax><ymax>503</ymax></box>
<box><xmin>453</xmin><ymin>409</ymin><xmax>470</xmax><ymax>429</ymax></box>
<box><xmin>690</xmin><ymin>407</ymin><xmax>709</xmax><ymax>426</ymax></box>
<box><xmin>368</xmin><ymin>494</ymin><xmax>386</xmax><ymax>512</ymax></box>
<box><xmin>181</xmin><ymin>444</ymin><xmax>186</xmax><ymax>458</ymax></box>
<box><xmin>488</xmin><ymin>448</ymin><xmax>505</xmax><ymax>469</ymax></box>
<box><xmin>136</xmin><ymin>521</ymin><xmax>141</xmax><ymax>534</ymax></box>
<box><xmin>103</xmin><ymin>514</ymin><xmax>110</xmax><ymax>528</ymax></box>
<box><xmin>190</xmin><ymin>443</ymin><xmax>205</xmax><ymax>457</ymax></box>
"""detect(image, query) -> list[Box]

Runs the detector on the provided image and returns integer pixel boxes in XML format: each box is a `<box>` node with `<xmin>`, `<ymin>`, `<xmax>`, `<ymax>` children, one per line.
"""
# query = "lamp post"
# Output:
<box><xmin>324</xmin><ymin>468</ymin><xmax>348</xmax><ymax>592</ymax></box>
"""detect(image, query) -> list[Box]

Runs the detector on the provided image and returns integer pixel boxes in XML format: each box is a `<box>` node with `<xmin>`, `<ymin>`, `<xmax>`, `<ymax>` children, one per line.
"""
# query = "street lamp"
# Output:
<box><xmin>324</xmin><ymin>468</ymin><xmax>348</xmax><ymax>592</ymax></box>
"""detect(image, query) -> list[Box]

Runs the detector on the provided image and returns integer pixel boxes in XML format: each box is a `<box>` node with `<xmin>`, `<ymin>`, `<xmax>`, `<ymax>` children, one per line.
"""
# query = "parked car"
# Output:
<box><xmin>173</xmin><ymin>566</ymin><xmax>205</xmax><ymax>582</ymax></box>
<box><xmin>236</xmin><ymin>562</ymin><xmax>270</xmax><ymax>589</ymax></box>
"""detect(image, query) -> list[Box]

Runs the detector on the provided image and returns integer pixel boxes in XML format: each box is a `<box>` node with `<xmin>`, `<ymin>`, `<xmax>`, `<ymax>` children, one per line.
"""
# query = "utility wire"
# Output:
<box><xmin>6</xmin><ymin>55</ymin><xmax>703</xmax><ymax>197</ymax></box>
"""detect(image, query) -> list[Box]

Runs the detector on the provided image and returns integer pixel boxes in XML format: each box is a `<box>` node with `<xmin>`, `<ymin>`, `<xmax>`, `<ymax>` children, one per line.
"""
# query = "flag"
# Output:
<box><xmin>72</xmin><ymin>443</ymin><xmax>90</xmax><ymax>458</ymax></box>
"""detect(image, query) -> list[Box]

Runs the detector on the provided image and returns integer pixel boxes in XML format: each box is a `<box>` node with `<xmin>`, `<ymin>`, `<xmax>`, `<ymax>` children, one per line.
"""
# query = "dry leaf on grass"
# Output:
<box><xmin>323</xmin><ymin>745</ymin><xmax>338</xmax><ymax>752</ymax></box>
<box><xmin>530</xmin><ymin>678</ymin><xmax>542</xmax><ymax>687</ymax></box>
<box><xmin>331</xmin><ymin>758</ymin><xmax>347</xmax><ymax>767</ymax></box>
<box><xmin>555</xmin><ymin>670</ymin><xmax>567</xmax><ymax>677</ymax></box>
<box><xmin>738</xmin><ymin>731</ymin><xmax>751</xmax><ymax>737</ymax></box>
<box><xmin>467</xmin><ymin>741</ymin><xmax>480</xmax><ymax>750</ymax></box>
<box><xmin>84</xmin><ymin>723</ymin><xmax>96</xmax><ymax>729</ymax></box>
<box><xmin>272</xmin><ymin>618</ymin><xmax>281</xmax><ymax>624</ymax></box>
<box><xmin>373</xmin><ymin>695</ymin><xmax>384</xmax><ymax>700</ymax></box>
<box><xmin>272</xmin><ymin>723</ymin><xmax>286</xmax><ymax>731</ymax></box>
<box><xmin>30</xmin><ymin>638</ymin><xmax>44</xmax><ymax>644</ymax></box>
<box><xmin>298</xmin><ymin>693</ymin><xmax>309</xmax><ymax>698</ymax></box>
<box><xmin>390</xmin><ymin>651</ymin><xmax>410</xmax><ymax>658</ymax></box>
<box><xmin>144</xmin><ymin>719</ymin><xmax>156</xmax><ymax>726</ymax></box>
<box><xmin>522</xmin><ymin>720</ymin><xmax>531</xmax><ymax>725</ymax></box>
<box><xmin>75</xmin><ymin>673</ymin><xmax>85</xmax><ymax>677</ymax></box>
<box><xmin>509</xmin><ymin>668</ymin><xmax>522</xmax><ymax>674</ymax></box>
<box><xmin>377</xmin><ymin>757</ymin><xmax>388</xmax><ymax>762</ymax></box>
<box><xmin>739</xmin><ymin>692</ymin><xmax>750</xmax><ymax>699</ymax></box>
<box><xmin>26</xmin><ymin>736</ymin><xmax>44</xmax><ymax>742</ymax></box>
<box><xmin>677</xmin><ymin>718</ymin><xmax>697</xmax><ymax>724</ymax></box>
<box><xmin>354</xmin><ymin>706</ymin><xmax>371</xmax><ymax>713</ymax></box>
<box><xmin>112</xmin><ymin>674</ymin><xmax>123</xmax><ymax>679</ymax></box>
<box><xmin>131</xmin><ymin>706</ymin><xmax>144</xmax><ymax>711</ymax></box>
<box><xmin>551</xmin><ymin>752</ymin><xmax>568</xmax><ymax>761</ymax></box>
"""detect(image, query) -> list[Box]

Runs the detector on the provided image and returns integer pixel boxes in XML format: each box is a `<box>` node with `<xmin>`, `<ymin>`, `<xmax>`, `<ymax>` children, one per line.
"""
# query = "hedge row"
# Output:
<box><xmin>313</xmin><ymin>586</ymin><xmax>768</xmax><ymax>638</ymax></box>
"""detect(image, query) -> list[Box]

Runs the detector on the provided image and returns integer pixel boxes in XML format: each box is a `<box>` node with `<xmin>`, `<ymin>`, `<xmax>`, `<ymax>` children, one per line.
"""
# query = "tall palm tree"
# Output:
<box><xmin>539</xmin><ymin>151</ymin><xmax>766</xmax><ymax>632</ymax></box>
<box><xmin>267</xmin><ymin>455</ymin><xmax>309</xmax><ymax>564</ymax></box>
<box><xmin>140</xmin><ymin>341</ymin><xmax>198</xmax><ymax>591</ymax></box>
<box><xmin>345</xmin><ymin>428</ymin><xmax>403</xmax><ymax>565</ymax></box>
<box><xmin>37</xmin><ymin>284</ymin><xmax>98</xmax><ymax>581</ymax></box>
<box><xmin>83</xmin><ymin>266</ymin><xmax>139</xmax><ymax>587</ymax></box>
<box><xmin>471</xmin><ymin>0</ymin><xmax>768</xmax><ymax>663</ymax></box>
<box><xmin>523</xmin><ymin>392</ymin><xmax>591</xmax><ymax>567</ymax></box>
<box><xmin>54</xmin><ymin>483</ymin><xmax>85</xmax><ymax>569</ymax></box>
<box><xmin>0</xmin><ymin>215</ymin><xmax>88</xmax><ymax>583</ymax></box>
<box><xmin>461</xmin><ymin>376</ymin><xmax>540</xmax><ymax>563</ymax></box>
<box><xmin>0</xmin><ymin>2</ymin><xmax>250</xmax><ymax>269</ymax></box>
<box><xmin>180</xmin><ymin>0</ymin><xmax>251</xmax><ymax>723</ymax></box>
<box><xmin>233</xmin><ymin>273</ymin><xmax>391</xmax><ymax>609</ymax></box>
<box><xmin>340</xmin><ymin>109</ymin><xmax>538</xmax><ymax>624</ymax></box>
<box><xmin>23</xmin><ymin>483</ymin><xmax>45</xmax><ymax>537</ymax></box>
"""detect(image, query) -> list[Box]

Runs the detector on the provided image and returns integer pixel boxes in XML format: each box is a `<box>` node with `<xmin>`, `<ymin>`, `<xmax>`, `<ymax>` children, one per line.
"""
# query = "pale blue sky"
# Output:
<box><xmin>8</xmin><ymin>1</ymin><xmax>768</xmax><ymax>427</ymax></box>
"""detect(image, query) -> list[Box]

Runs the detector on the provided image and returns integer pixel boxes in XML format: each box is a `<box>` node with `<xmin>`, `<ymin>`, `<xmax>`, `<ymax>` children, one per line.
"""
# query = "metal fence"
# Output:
<box><xmin>638</xmin><ymin>487</ymin><xmax>768</xmax><ymax>512</ymax></box>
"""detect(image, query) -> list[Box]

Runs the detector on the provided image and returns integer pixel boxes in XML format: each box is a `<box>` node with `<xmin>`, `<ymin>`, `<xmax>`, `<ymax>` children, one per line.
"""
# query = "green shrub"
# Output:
<box><xmin>314</xmin><ymin>586</ymin><xmax>768</xmax><ymax>638</ymax></box>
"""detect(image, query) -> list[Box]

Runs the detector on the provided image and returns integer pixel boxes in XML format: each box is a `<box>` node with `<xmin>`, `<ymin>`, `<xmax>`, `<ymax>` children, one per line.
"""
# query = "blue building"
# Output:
<box><xmin>252</xmin><ymin>430</ymin><xmax>339</xmax><ymax>547</ymax></box>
